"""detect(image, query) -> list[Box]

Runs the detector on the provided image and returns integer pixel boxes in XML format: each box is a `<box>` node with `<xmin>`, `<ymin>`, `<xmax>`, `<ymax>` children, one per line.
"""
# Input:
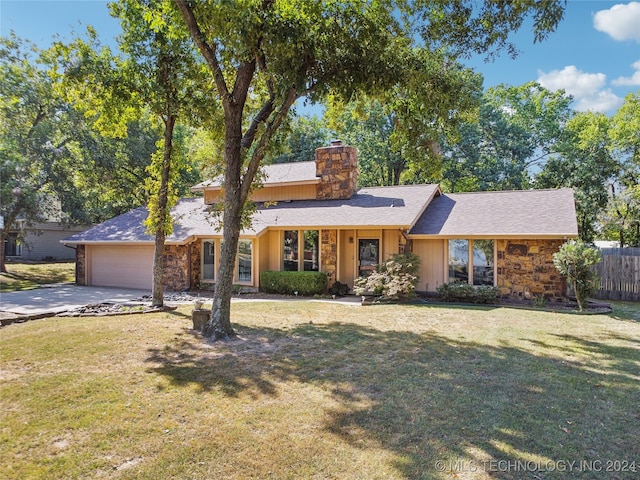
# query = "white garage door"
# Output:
<box><xmin>88</xmin><ymin>245</ymin><xmax>154</xmax><ymax>290</ymax></box>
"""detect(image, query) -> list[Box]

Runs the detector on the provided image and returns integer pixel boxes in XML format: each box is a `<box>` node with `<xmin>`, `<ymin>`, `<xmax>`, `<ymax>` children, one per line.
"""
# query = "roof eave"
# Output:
<box><xmin>408</xmin><ymin>233</ymin><xmax>579</xmax><ymax>240</ymax></box>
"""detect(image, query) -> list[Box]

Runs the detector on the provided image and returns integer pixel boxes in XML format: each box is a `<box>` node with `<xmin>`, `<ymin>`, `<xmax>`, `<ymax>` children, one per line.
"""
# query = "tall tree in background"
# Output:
<box><xmin>326</xmin><ymin>98</ymin><xmax>403</xmax><ymax>187</ymax></box>
<box><xmin>0</xmin><ymin>36</ymin><xmax>89</xmax><ymax>272</ymax></box>
<box><xmin>171</xmin><ymin>0</ymin><xmax>566</xmax><ymax>340</ymax></box>
<box><xmin>441</xmin><ymin>82</ymin><xmax>572</xmax><ymax>192</ymax></box>
<box><xmin>325</xmin><ymin>50</ymin><xmax>482</xmax><ymax>187</ymax></box>
<box><xmin>535</xmin><ymin>111</ymin><xmax>619</xmax><ymax>242</ymax></box>
<box><xmin>270</xmin><ymin>115</ymin><xmax>330</xmax><ymax>164</ymax></box>
<box><xmin>600</xmin><ymin>91</ymin><xmax>640</xmax><ymax>246</ymax></box>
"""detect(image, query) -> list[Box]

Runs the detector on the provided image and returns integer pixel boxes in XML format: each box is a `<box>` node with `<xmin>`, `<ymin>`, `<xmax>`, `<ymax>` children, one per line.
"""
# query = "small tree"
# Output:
<box><xmin>354</xmin><ymin>253</ymin><xmax>420</xmax><ymax>301</ymax></box>
<box><xmin>553</xmin><ymin>240</ymin><xmax>602</xmax><ymax>311</ymax></box>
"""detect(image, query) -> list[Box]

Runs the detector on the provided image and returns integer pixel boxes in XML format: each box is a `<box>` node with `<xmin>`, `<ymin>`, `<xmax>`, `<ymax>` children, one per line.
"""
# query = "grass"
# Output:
<box><xmin>0</xmin><ymin>261</ymin><xmax>75</xmax><ymax>292</ymax></box>
<box><xmin>1</xmin><ymin>300</ymin><xmax>639</xmax><ymax>479</ymax></box>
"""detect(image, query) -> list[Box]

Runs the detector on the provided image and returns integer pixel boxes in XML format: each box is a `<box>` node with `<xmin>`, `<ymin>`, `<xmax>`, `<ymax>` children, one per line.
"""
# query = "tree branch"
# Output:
<box><xmin>173</xmin><ymin>0</ymin><xmax>230</xmax><ymax>108</ymax></box>
<box><xmin>240</xmin><ymin>87</ymin><xmax>300</xmax><ymax>201</ymax></box>
<box><xmin>241</xmin><ymin>97</ymin><xmax>275</xmax><ymax>150</ymax></box>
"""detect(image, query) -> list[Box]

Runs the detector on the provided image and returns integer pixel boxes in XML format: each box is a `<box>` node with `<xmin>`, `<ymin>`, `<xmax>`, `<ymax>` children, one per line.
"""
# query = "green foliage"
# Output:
<box><xmin>441</xmin><ymin>82</ymin><xmax>572</xmax><ymax>193</ymax></box>
<box><xmin>354</xmin><ymin>253</ymin><xmax>420</xmax><ymax>300</ymax></box>
<box><xmin>260</xmin><ymin>271</ymin><xmax>328</xmax><ymax>296</ymax></box>
<box><xmin>270</xmin><ymin>115</ymin><xmax>330</xmax><ymax>164</ymax></box>
<box><xmin>602</xmin><ymin>92</ymin><xmax>640</xmax><ymax>247</ymax></box>
<box><xmin>328</xmin><ymin>281</ymin><xmax>350</xmax><ymax>297</ymax></box>
<box><xmin>436</xmin><ymin>282</ymin><xmax>500</xmax><ymax>304</ymax></box>
<box><xmin>552</xmin><ymin>240</ymin><xmax>601</xmax><ymax>312</ymax></box>
<box><xmin>325</xmin><ymin>51</ymin><xmax>483</xmax><ymax>187</ymax></box>
<box><xmin>535</xmin><ymin>112</ymin><xmax>620</xmax><ymax>242</ymax></box>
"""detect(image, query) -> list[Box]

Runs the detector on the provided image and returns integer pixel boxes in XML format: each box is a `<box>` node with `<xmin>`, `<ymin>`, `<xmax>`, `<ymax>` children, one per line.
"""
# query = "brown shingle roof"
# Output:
<box><xmin>409</xmin><ymin>188</ymin><xmax>578</xmax><ymax>237</ymax></box>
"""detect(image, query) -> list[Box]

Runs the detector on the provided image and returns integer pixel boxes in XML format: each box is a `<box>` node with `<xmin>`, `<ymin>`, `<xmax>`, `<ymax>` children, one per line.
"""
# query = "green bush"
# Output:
<box><xmin>552</xmin><ymin>240</ymin><xmax>601</xmax><ymax>311</ymax></box>
<box><xmin>328</xmin><ymin>281</ymin><xmax>350</xmax><ymax>297</ymax></box>
<box><xmin>437</xmin><ymin>282</ymin><xmax>500</xmax><ymax>304</ymax></box>
<box><xmin>260</xmin><ymin>271</ymin><xmax>328</xmax><ymax>296</ymax></box>
<box><xmin>353</xmin><ymin>253</ymin><xmax>420</xmax><ymax>300</ymax></box>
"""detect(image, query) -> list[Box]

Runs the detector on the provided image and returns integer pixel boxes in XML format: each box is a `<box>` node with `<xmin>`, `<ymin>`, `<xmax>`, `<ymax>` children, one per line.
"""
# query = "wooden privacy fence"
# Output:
<box><xmin>592</xmin><ymin>248</ymin><xmax>640</xmax><ymax>301</ymax></box>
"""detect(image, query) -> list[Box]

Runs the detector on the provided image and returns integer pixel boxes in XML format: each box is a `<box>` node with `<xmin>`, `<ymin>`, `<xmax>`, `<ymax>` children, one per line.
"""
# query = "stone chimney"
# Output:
<box><xmin>315</xmin><ymin>140</ymin><xmax>358</xmax><ymax>200</ymax></box>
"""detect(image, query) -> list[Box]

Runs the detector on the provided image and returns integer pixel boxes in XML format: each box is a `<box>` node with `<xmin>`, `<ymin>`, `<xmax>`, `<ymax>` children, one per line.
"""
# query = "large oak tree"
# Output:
<box><xmin>169</xmin><ymin>0</ymin><xmax>566</xmax><ymax>340</ymax></box>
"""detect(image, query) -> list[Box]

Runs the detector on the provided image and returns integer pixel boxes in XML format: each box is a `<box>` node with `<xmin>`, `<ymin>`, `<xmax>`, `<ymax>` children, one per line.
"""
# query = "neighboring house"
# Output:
<box><xmin>62</xmin><ymin>141</ymin><xmax>578</xmax><ymax>299</ymax></box>
<box><xmin>4</xmin><ymin>222</ymin><xmax>87</xmax><ymax>261</ymax></box>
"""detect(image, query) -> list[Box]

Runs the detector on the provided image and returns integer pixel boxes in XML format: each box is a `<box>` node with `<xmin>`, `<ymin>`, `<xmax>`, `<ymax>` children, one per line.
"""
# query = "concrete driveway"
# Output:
<box><xmin>0</xmin><ymin>284</ymin><xmax>151</xmax><ymax>316</ymax></box>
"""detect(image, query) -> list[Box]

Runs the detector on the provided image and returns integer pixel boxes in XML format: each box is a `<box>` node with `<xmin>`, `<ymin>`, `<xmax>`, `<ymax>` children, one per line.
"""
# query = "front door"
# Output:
<box><xmin>358</xmin><ymin>239</ymin><xmax>379</xmax><ymax>277</ymax></box>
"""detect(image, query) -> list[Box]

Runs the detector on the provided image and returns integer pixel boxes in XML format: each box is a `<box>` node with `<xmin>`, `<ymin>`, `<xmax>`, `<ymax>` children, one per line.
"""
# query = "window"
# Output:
<box><xmin>472</xmin><ymin>240</ymin><xmax>494</xmax><ymax>286</ymax></box>
<box><xmin>202</xmin><ymin>240</ymin><xmax>215</xmax><ymax>281</ymax></box>
<box><xmin>283</xmin><ymin>230</ymin><xmax>298</xmax><ymax>271</ymax></box>
<box><xmin>303</xmin><ymin>230</ymin><xmax>319</xmax><ymax>271</ymax></box>
<box><xmin>238</xmin><ymin>239</ymin><xmax>252</xmax><ymax>283</ymax></box>
<box><xmin>4</xmin><ymin>233</ymin><xmax>21</xmax><ymax>257</ymax></box>
<box><xmin>448</xmin><ymin>239</ymin><xmax>495</xmax><ymax>286</ymax></box>
<box><xmin>448</xmin><ymin>239</ymin><xmax>469</xmax><ymax>283</ymax></box>
<box><xmin>283</xmin><ymin>229</ymin><xmax>319</xmax><ymax>271</ymax></box>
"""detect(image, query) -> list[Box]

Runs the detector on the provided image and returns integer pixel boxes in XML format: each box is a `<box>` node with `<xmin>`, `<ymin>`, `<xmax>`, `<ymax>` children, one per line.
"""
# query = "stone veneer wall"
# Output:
<box><xmin>315</xmin><ymin>141</ymin><xmax>358</xmax><ymax>200</ymax></box>
<box><xmin>320</xmin><ymin>229</ymin><xmax>337</xmax><ymax>285</ymax></box>
<box><xmin>76</xmin><ymin>244</ymin><xmax>86</xmax><ymax>286</ymax></box>
<box><xmin>496</xmin><ymin>239</ymin><xmax>566</xmax><ymax>301</ymax></box>
<box><xmin>163</xmin><ymin>244</ymin><xmax>191</xmax><ymax>291</ymax></box>
<box><xmin>189</xmin><ymin>242</ymin><xmax>202</xmax><ymax>289</ymax></box>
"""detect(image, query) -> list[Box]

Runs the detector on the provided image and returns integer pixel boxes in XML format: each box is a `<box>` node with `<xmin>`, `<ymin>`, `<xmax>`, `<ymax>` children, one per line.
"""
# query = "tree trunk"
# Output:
<box><xmin>0</xmin><ymin>229</ymin><xmax>6</xmax><ymax>273</ymax></box>
<box><xmin>151</xmin><ymin>115</ymin><xmax>176</xmax><ymax>307</ymax></box>
<box><xmin>204</xmin><ymin>210</ymin><xmax>241</xmax><ymax>340</ymax></box>
<box><xmin>204</xmin><ymin>133</ymin><xmax>244</xmax><ymax>340</ymax></box>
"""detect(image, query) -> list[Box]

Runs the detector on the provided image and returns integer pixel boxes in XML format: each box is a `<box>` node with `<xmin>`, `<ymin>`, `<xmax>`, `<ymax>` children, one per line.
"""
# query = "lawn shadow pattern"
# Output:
<box><xmin>146</xmin><ymin>319</ymin><xmax>640</xmax><ymax>479</ymax></box>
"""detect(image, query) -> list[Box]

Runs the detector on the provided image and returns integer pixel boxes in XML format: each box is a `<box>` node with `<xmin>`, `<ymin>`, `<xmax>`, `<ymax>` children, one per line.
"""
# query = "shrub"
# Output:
<box><xmin>328</xmin><ymin>281</ymin><xmax>350</xmax><ymax>297</ymax></box>
<box><xmin>552</xmin><ymin>240</ymin><xmax>601</xmax><ymax>311</ymax></box>
<box><xmin>353</xmin><ymin>253</ymin><xmax>420</xmax><ymax>300</ymax></box>
<box><xmin>436</xmin><ymin>282</ymin><xmax>500</xmax><ymax>304</ymax></box>
<box><xmin>260</xmin><ymin>271</ymin><xmax>328</xmax><ymax>296</ymax></box>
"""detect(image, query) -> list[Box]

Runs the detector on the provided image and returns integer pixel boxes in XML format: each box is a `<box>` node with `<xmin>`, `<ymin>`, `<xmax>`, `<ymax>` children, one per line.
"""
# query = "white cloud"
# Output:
<box><xmin>612</xmin><ymin>60</ymin><xmax>640</xmax><ymax>85</ymax></box>
<box><xmin>593</xmin><ymin>2</ymin><xmax>640</xmax><ymax>42</ymax></box>
<box><xmin>537</xmin><ymin>66</ymin><xmax>605</xmax><ymax>97</ymax></box>
<box><xmin>575</xmin><ymin>90</ymin><xmax>624</xmax><ymax>112</ymax></box>
<box><xmin>537</xmin><ymin>66</ymin><xmax>623</xmax><ymax>113</ymax></box>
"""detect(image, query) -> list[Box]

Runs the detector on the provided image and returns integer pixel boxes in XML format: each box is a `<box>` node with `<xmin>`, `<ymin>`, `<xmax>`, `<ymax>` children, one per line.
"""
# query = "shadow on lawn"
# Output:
<box><xmin>146</xmin><ymin>322</ymin><xmax>640</xmax><ymax>479</ymax></box>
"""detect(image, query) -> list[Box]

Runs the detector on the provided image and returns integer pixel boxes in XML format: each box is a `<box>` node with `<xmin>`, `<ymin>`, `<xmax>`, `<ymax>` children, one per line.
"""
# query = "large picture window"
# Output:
<box><xmin>448</xmin><ymin>239</ymin><xmax>494</xmax><ymax>286</ymax></box>
<box><xmin>238</xmin><ymin>239</ymin><xmax>252</xmax><ymax>283</ymax></box>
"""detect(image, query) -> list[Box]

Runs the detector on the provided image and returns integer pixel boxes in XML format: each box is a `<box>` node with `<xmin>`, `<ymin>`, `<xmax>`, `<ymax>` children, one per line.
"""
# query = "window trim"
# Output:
<box><xmin>281</xmin><ymin>229</ymin><xmax>320</xmax><ymax>272</ymax></box>
<box><xmin>236</xmin><ymin>238</ymin><xmax>253</xmax><ymax>285</ymax></box>
<box><xmin>201</xmin><ymin>239</ymin><xmax>217</xmax><ymax>283</ymax></box>
<box><xmin>446</xmin><ymin>239</ymin><xmax>496</xmax><ymax>287</ymax></box>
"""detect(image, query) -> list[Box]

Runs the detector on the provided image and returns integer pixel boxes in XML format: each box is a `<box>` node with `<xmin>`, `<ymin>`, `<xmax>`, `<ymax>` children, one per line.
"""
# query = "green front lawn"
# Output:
<box><xmin>1</xmin><ymin>301</ymin><xmax>638</xmax><ymax>479</ymax></box>
<box><xmin>0</xmin><ymin>261</ymin><xmax>75</xmax><ymax>292</ymax></box>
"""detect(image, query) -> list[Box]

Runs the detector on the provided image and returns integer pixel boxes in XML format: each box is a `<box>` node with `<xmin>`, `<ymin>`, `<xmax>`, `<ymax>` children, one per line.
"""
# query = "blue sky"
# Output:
<box><xmin>1</xmin><ymin>0</ymin><xmax>639</xmax><ymax>114</ymax></box>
